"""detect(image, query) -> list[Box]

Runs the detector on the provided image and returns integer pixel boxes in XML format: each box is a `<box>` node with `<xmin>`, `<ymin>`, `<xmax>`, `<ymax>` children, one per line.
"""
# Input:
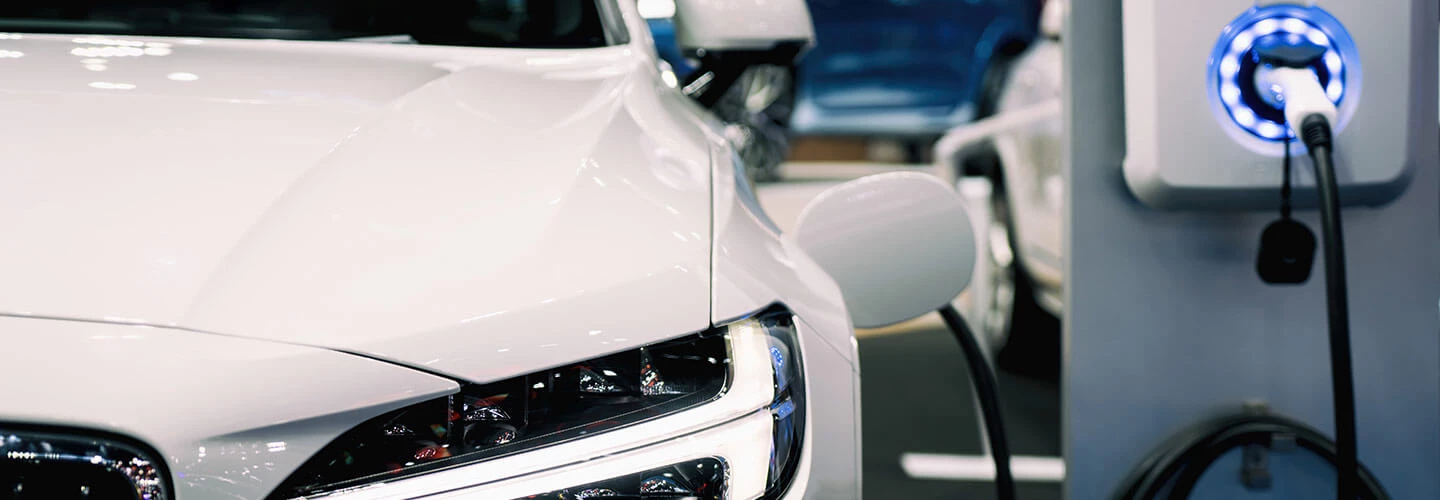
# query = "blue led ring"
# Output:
<box><xmin>1208</xmin><ymin>5</ymin><xmax>1360</xmax><ymax>143</ymax></box>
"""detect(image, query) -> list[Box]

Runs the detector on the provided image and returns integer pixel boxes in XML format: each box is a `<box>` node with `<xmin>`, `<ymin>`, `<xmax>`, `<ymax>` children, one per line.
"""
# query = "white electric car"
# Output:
<box><xmin>0</xmin><ymin>1</ymin><xmax>937</xmax><ymax>499</ymax></box>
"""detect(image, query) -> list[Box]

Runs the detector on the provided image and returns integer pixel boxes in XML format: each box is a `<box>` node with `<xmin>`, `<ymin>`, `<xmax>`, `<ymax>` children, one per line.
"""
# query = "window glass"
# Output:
<box><xmin>0</xmin><ymin>0</ymin><xmax>614</xmax><ymax>48</ymax></box>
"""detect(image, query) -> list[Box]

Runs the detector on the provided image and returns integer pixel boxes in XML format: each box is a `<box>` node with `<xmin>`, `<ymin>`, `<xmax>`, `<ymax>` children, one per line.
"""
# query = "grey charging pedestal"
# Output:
<box><xmin>1063</xmin><ymin>1</ymin><xmax>1439</xmax><ymax>498</ymax></box>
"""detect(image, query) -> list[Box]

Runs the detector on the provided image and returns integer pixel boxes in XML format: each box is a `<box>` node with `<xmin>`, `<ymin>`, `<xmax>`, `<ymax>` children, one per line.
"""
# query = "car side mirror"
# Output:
<box><xmin>793</xmin><ymin>172</ymin><xmax>979</xmax><ymax>329</ymax></box>
<box><xmin>671</xmin><ymin>0</ymin><xmax>815</xmax><ymax>107</ymax></box>
<box><xmin>1040</xmin><ymin>0</ymin><xmax>1065</xmax><ymax>40</ymax></box>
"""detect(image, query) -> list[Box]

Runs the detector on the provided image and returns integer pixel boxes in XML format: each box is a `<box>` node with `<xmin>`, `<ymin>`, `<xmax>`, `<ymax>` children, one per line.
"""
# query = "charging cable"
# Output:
<box><xmin>1264</xmin><ymin>56</ymin><xmax>1359</xmax><ymax>499</ymax></box>
<box><xmin>938</xmin><ymin>304</ymin><xmax>1016</xmax><ymax>500</ymax></box>
<box><xmin>1114</xmin><ymin>410</ymin><xmax>1388</xmax><ymax>499</ymax></box>
<box><xmin>1295</xmin><ymin>111</ymin><xmax>1360</xmax><ymax>500</ymax></box>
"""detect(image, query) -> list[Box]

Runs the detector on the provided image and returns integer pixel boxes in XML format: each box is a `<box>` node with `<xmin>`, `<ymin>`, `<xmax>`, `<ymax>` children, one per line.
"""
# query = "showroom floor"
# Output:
<box><xmin>857</xmin><ymin>320</ymin><xmax>1062</xmax><ymax>499</ymax></box>
<box><xmin>759</xmin><ymin>163</ymin><xmax>1062</xmax><ymax>499</ymax></box>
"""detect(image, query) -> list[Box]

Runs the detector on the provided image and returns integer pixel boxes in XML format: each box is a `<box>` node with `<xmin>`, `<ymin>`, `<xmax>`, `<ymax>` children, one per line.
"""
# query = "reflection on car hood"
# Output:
<box><xmin>0</xmin><ymin>35</ymin><xmax>715</xmax><ymax>383</ymax></box>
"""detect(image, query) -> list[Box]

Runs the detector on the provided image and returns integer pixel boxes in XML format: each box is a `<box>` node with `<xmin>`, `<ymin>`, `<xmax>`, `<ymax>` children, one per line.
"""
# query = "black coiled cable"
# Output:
<box><xmin>1112</xmin><ymin>413</ymin><xmax>1388</xmax><ymax>499</ymax></box>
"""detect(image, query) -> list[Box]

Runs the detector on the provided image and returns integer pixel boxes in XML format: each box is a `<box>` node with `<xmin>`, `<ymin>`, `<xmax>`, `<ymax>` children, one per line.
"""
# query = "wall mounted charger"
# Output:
<box><xmin>1121</xmin><ymin>0</ymin><xmax>1426</xmax><ymax>210</ymax></box>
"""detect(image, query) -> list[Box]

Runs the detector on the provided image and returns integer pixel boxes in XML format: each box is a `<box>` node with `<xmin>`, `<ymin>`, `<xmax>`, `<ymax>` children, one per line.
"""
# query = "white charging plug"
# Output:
<box><xmin>1254</xmin><ymin>66</ymin><xmax>1338</xmax><ymax>136</ymax></box>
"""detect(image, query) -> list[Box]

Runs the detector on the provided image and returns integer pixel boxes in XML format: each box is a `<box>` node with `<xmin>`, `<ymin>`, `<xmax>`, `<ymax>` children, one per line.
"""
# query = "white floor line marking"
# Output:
<box><xmin>900</xmin><ymin>453</ymin><xmax>1065</xmax><ymax>482</ymax></box>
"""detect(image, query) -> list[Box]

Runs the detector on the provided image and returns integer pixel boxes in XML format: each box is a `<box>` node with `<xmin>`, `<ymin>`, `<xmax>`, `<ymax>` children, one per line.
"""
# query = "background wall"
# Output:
<box><xmin>1063</xmin><ymin>1</ymin><xmax>1440</xmax><ymax>498</ymax></box>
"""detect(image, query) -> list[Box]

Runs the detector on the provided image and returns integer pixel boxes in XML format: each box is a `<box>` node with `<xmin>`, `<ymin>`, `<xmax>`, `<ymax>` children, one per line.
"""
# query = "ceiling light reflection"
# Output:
<box><xmin>89</xmin><ymin>81</ymin><xmax>136</xmax><ymax>90</ymax></box>
<box><xmin>167</xmin><ymin>72</ymin><xmax>199</xmax><ymax>81</ymax></box>
<box><xmin>71</xmin><ymin>36</ymin><xmax>145</xmax><ymax>47</ymax></box>
<box><xmin>71</xmin><ymin>46</ymin><xmax>146</xmax><ymax>58</ymax></box>
<box><xmin>525</xmin><ymin>55</ymin><xmax>578</xmax><ymax>66</ymax></box>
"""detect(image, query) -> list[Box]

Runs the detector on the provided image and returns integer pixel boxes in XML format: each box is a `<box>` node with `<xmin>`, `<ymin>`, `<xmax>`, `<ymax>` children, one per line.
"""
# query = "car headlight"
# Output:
<box><xmin>523</xmin><ymin>457</ymin><xmax>727</xmax><ymax>499</ymax></box>
<box><xmin>273</xmin><ymin>306</ymin><xmax>804</xmax><ymax>500</ymax></box>
<box><xmin>0</xmin><ymin>426</ymin><xmax>170</xmax><ymax>500</ymax></box>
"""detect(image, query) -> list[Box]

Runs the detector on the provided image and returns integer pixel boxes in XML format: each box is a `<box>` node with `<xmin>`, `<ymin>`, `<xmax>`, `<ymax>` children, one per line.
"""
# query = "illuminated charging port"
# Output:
<box><xmin>1208</xmin><ymin>5</ymin><xmax>1358</xmax><ymax>142</ymax></box>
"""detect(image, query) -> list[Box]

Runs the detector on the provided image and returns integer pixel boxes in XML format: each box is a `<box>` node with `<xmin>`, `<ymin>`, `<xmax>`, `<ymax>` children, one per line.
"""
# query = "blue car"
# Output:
<box><xmin>646</xmin><ymin>0</ymin><xmax>1043</xmax><ymax>138</ymax></box>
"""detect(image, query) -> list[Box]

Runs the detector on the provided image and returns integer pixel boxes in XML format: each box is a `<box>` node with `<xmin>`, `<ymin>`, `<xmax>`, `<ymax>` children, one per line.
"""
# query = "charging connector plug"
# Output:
<box><xmin>1251</xmin><ymin>36</ymin><xmax>1338</xmax><ymax>138</ymax></box>
<box><xmin>1255</xmin><ymin>66</ymin><xmax>1338</xmax><ymax>137</ymax></box>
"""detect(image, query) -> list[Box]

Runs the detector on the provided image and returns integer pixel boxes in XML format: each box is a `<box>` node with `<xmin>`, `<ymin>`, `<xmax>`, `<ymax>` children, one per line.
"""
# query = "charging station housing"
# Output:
<box><xmin>1065</xmin><ymin>0</ymin><xmax>1439</xmax><ymax>497</ymax></box>
<box><xmin>1122</xmin><ymin>0</ymin><xmax>1424</xmax><ymax>210</ymax></box>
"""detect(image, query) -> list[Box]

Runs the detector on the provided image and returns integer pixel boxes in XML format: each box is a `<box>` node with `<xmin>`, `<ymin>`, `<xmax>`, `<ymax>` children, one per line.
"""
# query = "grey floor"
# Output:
<box><xmin>859</xmin><ymin>326</ymin><xmax>1062</xmax><ymax>500</ymax></box>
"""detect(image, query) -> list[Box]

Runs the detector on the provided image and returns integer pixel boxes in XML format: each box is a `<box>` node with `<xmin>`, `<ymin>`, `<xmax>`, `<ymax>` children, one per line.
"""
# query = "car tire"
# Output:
<box><xmin>964</xmin><ymin>44</ymin><xmax>1026</xmax><ymax>177</ymax></box>
<box><xmin>978</xmin><ymin>149</ymin><xmax>1061</xmax><ymax>379</ymax></box>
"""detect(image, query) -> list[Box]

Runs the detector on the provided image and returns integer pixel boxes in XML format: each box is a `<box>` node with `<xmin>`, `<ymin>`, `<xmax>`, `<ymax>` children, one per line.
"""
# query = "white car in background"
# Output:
<box><xmin>0</xmin><ymin>1</ymin><xmax>953</xmax><ymax>499</ymax></box>
<box><xmin>946</xmin><ymin>0</ymin><xmax>1065</xmax><ymax>375</ymax></box>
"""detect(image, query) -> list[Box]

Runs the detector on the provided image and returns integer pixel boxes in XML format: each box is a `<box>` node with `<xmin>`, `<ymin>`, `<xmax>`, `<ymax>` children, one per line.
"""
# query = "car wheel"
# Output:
<box><xmin>983</xmin><ymin>156</ymin><xmax>1061</xmax><ymax>379</ymax></box>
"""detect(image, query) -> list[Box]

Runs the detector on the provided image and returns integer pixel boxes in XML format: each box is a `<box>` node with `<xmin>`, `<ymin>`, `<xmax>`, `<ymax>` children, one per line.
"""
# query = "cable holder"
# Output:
<box><xmin>1256</xmin><ymin>135</ymin><xmax>1317</xmax><ymax>284</ymax></box>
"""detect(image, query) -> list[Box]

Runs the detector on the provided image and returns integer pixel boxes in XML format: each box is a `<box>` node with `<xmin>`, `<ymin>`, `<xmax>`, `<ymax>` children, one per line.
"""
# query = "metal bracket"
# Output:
<box><xmin>1240</xmin><ymin>401</ymin><xmax>1275</xmax><ymax>491</ymax></box>
<box><xmin>1241</xmin><ymin>443</ymin><xmax>1274</xmax><ymax>491</ymax></box>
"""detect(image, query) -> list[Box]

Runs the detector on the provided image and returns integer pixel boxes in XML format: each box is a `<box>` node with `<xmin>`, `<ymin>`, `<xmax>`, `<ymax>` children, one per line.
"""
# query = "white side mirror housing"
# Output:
<box><xmin>793</xmin><ymin>172</ymin><xmax>978</xmax><ymax>329</ymax></box>
<box><xmin>673</xmin><ymin>0</ymin><xmax>815</xmax><ymax>54</ymax></box>
<box><xmin>1040</xmin><ymin>0</ymin><xmax>1065</xmax><ymax>39</ymax></box>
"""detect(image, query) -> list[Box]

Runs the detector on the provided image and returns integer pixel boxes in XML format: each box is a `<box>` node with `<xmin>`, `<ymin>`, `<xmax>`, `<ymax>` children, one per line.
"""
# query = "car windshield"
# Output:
<box><xmin>0</xmin><ymin>0</ymin><xmax>616</xmax><ymax>48</ymax></box>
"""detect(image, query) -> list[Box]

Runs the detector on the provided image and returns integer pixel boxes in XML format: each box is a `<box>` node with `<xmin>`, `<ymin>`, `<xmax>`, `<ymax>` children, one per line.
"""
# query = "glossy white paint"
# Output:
<box><xmin>708</xmin><ymin>148</ymin><xmax>861</xmax><ymax>498</ymax></box>
<box><xmin>0</xmin><ymin>34</ymin><xmax>718</xmax><ymax>384</ymax></box>
<box><xmin>792</xmin><ymin>172</ymin><xmax>978</xmax><ymax>329</ymax></box>
<box><xmin>0</xmin><ymin>316</ymin><xmax>458</xmax><ymax>500</ymax></box>
<box><xmin>791</xmin><ymin>317</ymin><xmax>862</xmax><ymax>500</ymax></box>
<box><xmin>0</xmin><ymin>1</ymin><xmax>862</xmax><ymax>498</ymax></box>
<box><xmin>673</xmin><ymin>0</ymin><xmax>816</xmax><ymax>52</ymax></box>
<box><xmin>709</xmin><ymin>146</ymin><xmax>856</xmax><ymax>362</ymax></box>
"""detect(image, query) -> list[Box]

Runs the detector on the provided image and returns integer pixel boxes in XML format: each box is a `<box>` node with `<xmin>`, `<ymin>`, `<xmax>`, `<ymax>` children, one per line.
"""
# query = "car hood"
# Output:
<box><xmin>0</xmin><ymin>36</ymin><xmax>716</xmax><ymax>383</ymax></box>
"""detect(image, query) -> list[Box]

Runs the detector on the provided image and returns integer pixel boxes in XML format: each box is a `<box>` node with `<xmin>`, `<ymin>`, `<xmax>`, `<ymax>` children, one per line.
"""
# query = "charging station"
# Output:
<box><xmin>1065</xmin><ymin>0</ymin><xmax>1438</xmax><ymax>497</ymax></box>
<box><xmin>1123</xmin><ymin>0</ymin><xmax>1422</xmax><ymax>210</ymax></box>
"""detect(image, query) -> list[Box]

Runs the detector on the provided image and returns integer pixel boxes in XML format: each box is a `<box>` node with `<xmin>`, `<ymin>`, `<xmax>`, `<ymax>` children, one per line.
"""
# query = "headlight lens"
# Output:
<box><xmin>274</xmin><ymin>306</ymin><xmax>804</xmax><ymax>500</ymax></box>
<box><xmin>519</xmin><ymin>457</ymin><xmax>726</xmax><ymax>500</ymax></box>
<box><xmin>0</xmin><ymin>427</ymin><xmax>169</xmax><ymax>500</ymax></box>
<box><xmin>274</xmin><ymin>334</ymin><xmax>729</xmax><ymax>498</ymax></box>
<box><xmin>757</xmin><ymin>312</ymin><xmax>805</xmax><ymax>498</ymax></box>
